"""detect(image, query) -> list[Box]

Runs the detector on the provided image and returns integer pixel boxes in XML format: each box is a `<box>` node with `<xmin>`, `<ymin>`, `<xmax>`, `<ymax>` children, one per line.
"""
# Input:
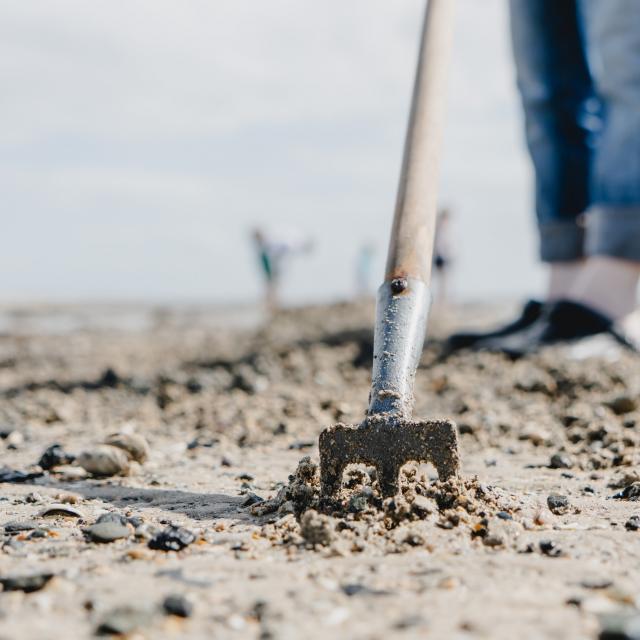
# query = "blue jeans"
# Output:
<box><xmin>510</xmin><ymin>0</ymin><xmax>640</xmax><ymax>262</ymax></box>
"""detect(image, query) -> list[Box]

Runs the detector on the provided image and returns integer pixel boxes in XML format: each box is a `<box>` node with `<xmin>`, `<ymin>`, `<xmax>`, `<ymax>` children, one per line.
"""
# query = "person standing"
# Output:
<box><xmin>251</xmin><ymin>228</ymin><xmax>313</xmax><ymax>313</ymax></box>
<box><xmin>449</xmin><ymin>0</ymin><xmax>640</xmax><ymax>355</ymax></box>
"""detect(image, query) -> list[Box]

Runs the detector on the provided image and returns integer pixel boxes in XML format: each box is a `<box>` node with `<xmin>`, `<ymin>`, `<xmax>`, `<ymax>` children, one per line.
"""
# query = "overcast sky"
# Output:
<box><xmin>1</xmin><ymin>0</ymin><xmax>545</xmax><ymax>304</ymax></box>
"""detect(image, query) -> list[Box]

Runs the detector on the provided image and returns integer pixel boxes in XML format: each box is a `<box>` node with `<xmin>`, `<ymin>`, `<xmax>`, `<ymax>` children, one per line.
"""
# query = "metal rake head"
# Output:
<box><xmin>319</xmin><ymin>417</ymin><xmax>460</xmax><ymax>498</ymax></box>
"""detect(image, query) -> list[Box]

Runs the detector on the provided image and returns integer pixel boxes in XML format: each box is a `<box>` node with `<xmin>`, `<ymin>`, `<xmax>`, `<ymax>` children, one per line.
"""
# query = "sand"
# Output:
<box><xmin>1</xmin><ymin>301</ymin><xmax>640</xmax><ymax>639</ymax></box>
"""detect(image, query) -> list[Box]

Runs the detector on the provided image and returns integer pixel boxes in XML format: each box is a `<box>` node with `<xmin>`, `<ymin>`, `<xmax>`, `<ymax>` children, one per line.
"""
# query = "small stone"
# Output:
<box><xmin>496</xmin><ymin>511</ymin><xmax>513</xmax><ymax>520</ymax></box>
<box><xmin>241</xmin><ymin>493</ymin><xmax>264</xmax><ymax>508</ymax></box>
<box><xmin>341</xmin><ymin>583</ymin><xmax>390</xmax><ymax>597</ymax></box>
<box><xmin>162</xmin><ymin>594</ymin><xmax>193</xmax><ymax>618</ymax></box>
<box><xmin>39</xmin><ymin>504</ymin><xmax>83</xmax><ymax>518</ymax></box>
<box><xmin>605</xmin><ymin>395</ymin><xmax>637</xmax><ymax>415</ymax></box>
<box><xmin>77</xmin><ymin>445</ymin><xmax>130</xmax><ymax>477</ymax></box>
<box><xmin>580</xmin><ymin>577</ymin><xmax>613</xmax><ymax>590</ymax></box>
<box><xmin>411</xmin><ymin>495</ymin><xmax>433</xmax><ymax>519</ymax></box>
<box><xmin>612</xmin><ymin>483</ymin><xmax>640</xmax><ymax>501</ymax></box>
<box><xmin>95</xmin><ymin>606</ymin><xmax>153</xmax><ymax>636</ymax></box>
<box><xmin>3</xmin><ymin>520</ymin><xmax>39</xmax><ymax>534</ymax></box>
<box><xmin>25</xmin><ymin>491</ymin><xmax>43</xmax><ymax>503</ymax></box>
<box><xmin>598</xmin><ymin>611</ymin><xmax>640</xmax><ymax>640</ymax></box>
<box><xmin>403</xmin><ymin>532</ymin><xmax>425</xmax><ymax>547</ymax></box>
<box><xmin>55</xmin><ymin>492</ymin><xmax>81</xmax><ymax>504</ymax></box>
<box><xmin>148</xmin><ymin>525</ymin><xmax>196</xmax><ymax>551</ymax></box>
<box><xmin>625</xmin><ymin>516</ymin><xmax>640</xmax><ymax>531</ymax></box>
<box><xmin>539</xmin><ymin>540</ymin><xmax>563</xmax><ymax>557</ymax></box>
<box><xmin>0</xmin><ymin>467</ymin><xmax>44</xmax><ymax>483</ymax></box>
<box><xmin>104</xmin><ymin>433</ymin><xmax>149</xmax><ymax>463</ymax></box>
<box><xmin>87</xmin><ymin>515</ymin><xmax>132</xmax><ymax>543</ymax></box>
<box><xmin>38</xmin><ymin>444</ymin><xmax>75</xmax><ymax>470</ymax></box>
<box><xmin>547</xmin><ymin>494</ymin><xmax>570</xmax><ymax>515</ymax></box>
<box><xmin>6</xmin><ymin>431</ymin><xmax>24</xmax><ymax>449</ymax></box>
<box><xmin>0</xmin><ymin>573</ymin><xmax>54</xmax><ymax>593</ymax></box>
<box><xmin>288</xmin><ymin>441</ymin><xmax>314</xmax><ymax>450</ymax></box>
<box><xmin>549</xmin><ymin>453</ymin><xmax>573</xmax><ymax>469</ymax></box>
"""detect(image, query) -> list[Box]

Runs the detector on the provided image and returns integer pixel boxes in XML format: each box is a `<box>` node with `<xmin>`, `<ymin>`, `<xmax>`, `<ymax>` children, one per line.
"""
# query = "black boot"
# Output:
<box><xmin>446</xmin><ymin>299</ymin><xmax>543</xmax><ymax>352</ymax></box>
<box><xmin>477</xmin><ymin>300</ymin><xmax>636</xmax><ymax>357</ymax></box>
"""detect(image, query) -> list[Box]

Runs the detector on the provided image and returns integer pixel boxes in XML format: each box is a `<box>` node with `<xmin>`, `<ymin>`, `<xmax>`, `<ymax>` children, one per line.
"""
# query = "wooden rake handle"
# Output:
<box><xmin>385</xmin><ymin>0</ymin><xmax>456</xmax><ymax>285</ymax></box>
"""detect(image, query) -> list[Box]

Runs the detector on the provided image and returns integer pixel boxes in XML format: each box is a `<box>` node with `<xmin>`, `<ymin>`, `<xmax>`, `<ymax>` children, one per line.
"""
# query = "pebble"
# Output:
<box><xmin>39</xmin><ymin>504</ymin><xmax>83</xmax><ymax>518</ymax></box>
<box><xmin>56</xmin><ymin>492</ymin><xmax>81</xmax><ymax>504</ymax></box>
<box><xmin>148</xmin><ymin>525</ymin><xmax>196</xmax><ymax>551</ymax></box>
<box><xmin>625</xmin><ymin>516</ymin><xmax>640</xmax><ymax>531</ymax></box>
<box><xmin>162</xmin><ymin>594</ymin><xmax>193</xmax><ymax>618</ymax></box>
<box><xmin>598</xmin><ymin>611</ymin><xmax>640</xmax><ymax>640</ymax></box>
<box><xmin>411</xmin><ymin>495</ymin><xmax>433</xmax><ymax>519</ymax></box>
<box><xmin>87</xmin><ymin>514</ymin><xmax>132</xmax><ymax>543</ymax></box>
<box><xmin>0</xmin><ymin>467</ymin><xmax>44</xmax><ymax>483</ymax></box>
<box><xmin>341</xmin><ymin>583</ymin><xmax>390</xmax><ymax>597</ymax></box>
<box><xmin>77</xmin><ymin>445</ymin><xmax>130</xmax><ymax>477</ymax></box>
<box><xmin>605</xmin><ymin>395</ymin><xmax>637</xmax><ymax>415</ymax></box>
<box><xmin>539</xmin><ymin>540</ymin><xmax>563</xmax><ymax>557</ymax></box>
<box><xmin>241</xmin><ymin>493</ymin><xmax>264</xmax><ymax>507</ymax></box>
<box><xmin>547</xmin><ymin>494</ymin><xmax>570</xmax><ymax>515</ymax></box>
<box><xmin>580</xmin><ymin>577</ymin><xmax>613</xmax><ymax>590</ymax></box>
<box><xmin>38</xmin><ymin>444</ymin><xmax>75</xmax><ymax>470</ymax></box>
<box><xmin>549</xmin><ymin>453</ymin><xmax>573</xmax><ymax>469</ymax></box>
<box><xmin>612</xmin><ymin>483</ymin><xmax>640</xmax><ymax>501</ymax></box>
<box><xmin>6</xmin><ymin>430</ymin><xmax>24</xmax><ymax>449</ymax></box>
<box><xmin>95</xmin><ymin>606</ymin><xmax>153</xmax><ymax>636</ymax></box>
<box><xmin>0</xmin><ymin>573</ymin><xmax>54</xmax><ymax>593</ymax></box>
<box><xmin>104</xmin><ymin>432</ymin><xmax>149</xmax><ymax>463</ymax></box>
<box><xmin>3</xmin><ymin>520</ymin><xmax>39</xmax><ymax>533</ymax></box>
<box><xmin>288</xmin><ymin>441</ymin><xmax>314</xmax><ymax>450</ymax></box>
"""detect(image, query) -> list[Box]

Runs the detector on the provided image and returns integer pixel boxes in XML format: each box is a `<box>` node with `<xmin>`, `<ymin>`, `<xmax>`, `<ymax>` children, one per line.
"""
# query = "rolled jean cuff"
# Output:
<box><xmin>585</xmin><ymin>206</ymin><xmax>640</xmax><ymax>261</ymax></box>
<box><xmin>538</xmin><ymin>220</ymin><xmax>585</xmax><ymax>262</ymax></box>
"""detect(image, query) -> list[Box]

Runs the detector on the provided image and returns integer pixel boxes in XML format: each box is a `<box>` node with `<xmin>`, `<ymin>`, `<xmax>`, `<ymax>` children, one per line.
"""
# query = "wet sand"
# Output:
<box><xmin>1</xmin><ymin>301</ymin><xmax>639</xmax><ymax>639</ymax></box>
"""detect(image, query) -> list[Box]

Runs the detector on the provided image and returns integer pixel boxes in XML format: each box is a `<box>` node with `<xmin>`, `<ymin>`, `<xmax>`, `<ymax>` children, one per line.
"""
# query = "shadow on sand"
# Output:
<box><xmin>11</xmin><ymin>478</ymin><xmax>254</xmax><ymax>522</ymax></box>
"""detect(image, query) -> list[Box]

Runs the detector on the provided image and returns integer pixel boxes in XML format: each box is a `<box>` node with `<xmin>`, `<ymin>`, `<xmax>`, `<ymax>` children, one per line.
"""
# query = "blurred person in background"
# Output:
<box><xmin>433</xmin><ymin>207</ymin><xmax>454</xmax><ymax>306</ymax></box>
<box><xmin>449</xmin><ymin>0</ymin><xmax>640</xmax><ymax>355</ymax></box>
<box><xmin>252</xmin><ymin>228</ymin><xmax>313</xmax><ymax>313</ymax></box>
<box><xmin>355</xmin><ymin>242</ymin><xmax>376</xmax><ymax>299</ymax></box>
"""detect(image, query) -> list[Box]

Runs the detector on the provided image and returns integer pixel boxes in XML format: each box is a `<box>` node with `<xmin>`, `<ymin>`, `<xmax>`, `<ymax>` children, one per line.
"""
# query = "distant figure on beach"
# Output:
<box><xmin>448</xmin><ymin>0</ymin><xmax>640</xmax><ymax>355</ymax></box>
<box><xmin>432</xmin><ymin>207</ymin><xmax>454</xmax><ymax>306</ymax></box>
<box><xmin>252</xmin><ymin>228</ymin><xmax>313</xmax><ymax>312</ymax></box>
<box><xmin>355</xmin><ymin>242</ymin><xmax>376</xmax><ymax>299</ymax></box>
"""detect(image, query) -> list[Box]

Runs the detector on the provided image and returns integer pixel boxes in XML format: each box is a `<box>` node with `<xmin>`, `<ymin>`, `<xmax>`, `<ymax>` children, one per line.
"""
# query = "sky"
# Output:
<box><xmin>0</xmin><ymin>0</ymin><xmax>546</xmax><ymax>304</ymax></box>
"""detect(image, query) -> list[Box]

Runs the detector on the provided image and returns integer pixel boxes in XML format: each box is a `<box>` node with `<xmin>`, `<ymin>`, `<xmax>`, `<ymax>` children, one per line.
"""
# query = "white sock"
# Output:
<box><xmin>547</xmin><ymin>261</ymin><xmax>585</xmax><ymax>301</ymax></box>
<box><xmin>568</xmin><ymin>256</ymin><xmax>640</xmax><ymax>320</ymax></box>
